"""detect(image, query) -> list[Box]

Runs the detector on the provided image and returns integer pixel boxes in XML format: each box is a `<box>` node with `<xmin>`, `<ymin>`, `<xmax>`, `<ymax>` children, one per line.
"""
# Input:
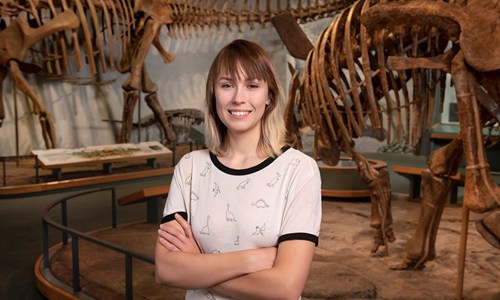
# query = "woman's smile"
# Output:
<box><xmin>228</xmin><ymin>109</ymin><xmax>251</xmax><ymax>117</ymax></box>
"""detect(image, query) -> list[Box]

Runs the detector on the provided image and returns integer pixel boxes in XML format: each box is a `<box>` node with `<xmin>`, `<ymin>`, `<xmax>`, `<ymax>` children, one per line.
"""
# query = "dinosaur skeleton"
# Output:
<box><xmin>276</xmin><ymin>0</ymin><xmax>499</xmax><ymax>260</ymax></box>
<box><xmin>363</xmin><ymin>0</ymin><xmax>500</xmax><ymax>269</ymax></box>
<box><xmin>127</xmin><ymin>108</ymin><xmax>204</xmax><ymax>144</ymax></box>
<box><xmin>0</xmin><ymin>0</ymin><xmax>353</xmax><ymax>150</ymax></box>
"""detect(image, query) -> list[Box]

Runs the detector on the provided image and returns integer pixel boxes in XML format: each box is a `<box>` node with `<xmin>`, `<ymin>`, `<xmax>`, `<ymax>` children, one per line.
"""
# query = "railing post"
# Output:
<box><xmin>2</xmin><ymin>157</ymin><xmax>6</xmax><ymax>187</ymax></box>
<box><xmin>172</xmin><ymin>143</ymin><xmax>176</xmax><ymax>165</ymax></box>
<box><xmin>71</xmin><ymin>234</ymin><xmax>81</xmax><ymax>293</ymax></box>
<box><xmin>42</xmin><ymin>220</ymin><xmax>50</xmax><ymax>267</ymax></box>
<box><xmin>125</xmin><ymin>255</ymin><xmax>133</xmax><ymax>300</ymax></box>
<box><xmin>35</xmin><ymin>155</ymin><xmax>39</xmax><ymax>183</ymax></box>
<box><xmin>62</xmin><ymin>200</ymin><xmax>68</xmax><ymax>244</ymax></box>
<box><xmin>112</xmin><ymin>188</ymin><xmax>117</xmax><ymax>228</ymax></box>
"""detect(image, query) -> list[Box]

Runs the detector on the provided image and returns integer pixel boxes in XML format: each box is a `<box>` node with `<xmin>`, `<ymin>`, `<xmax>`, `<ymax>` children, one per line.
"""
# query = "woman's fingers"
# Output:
<box><xmin>174</xmin><ymin>213</ymin><xmax>193</xmax><ymax>238</ymax></box>
<box><xmin>158</xmin><ymin>222</ymin><xmax>188</xmax><ymax>250</ymax></box>
<box><xmin>173</xmin><ymin>214</ymin><xmax>201</xmax><ymax>253</ymax></box>
<box><xmin>158</xmin><ymin>234</ymin><xmax>181</xmax><ymax>251</ymax></box>
<box><xmin>158</xmin><ymin>215</ymin><xmax>201</xmax><ymax>253</ymax></box>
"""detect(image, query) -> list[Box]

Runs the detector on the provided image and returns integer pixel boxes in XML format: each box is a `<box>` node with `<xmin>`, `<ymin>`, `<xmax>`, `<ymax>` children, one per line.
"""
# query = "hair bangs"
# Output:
<box><xmin>216</xmin><ymin>45</ymin><xmax>272</xmax><ymax>84</ymax></box>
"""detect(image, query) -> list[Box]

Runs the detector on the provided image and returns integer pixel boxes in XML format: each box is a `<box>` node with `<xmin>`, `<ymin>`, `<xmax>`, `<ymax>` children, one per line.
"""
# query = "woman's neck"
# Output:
<box><xmin>218</xmin><ymin>134</ymin><xmax>266</xmax><ymax>169</ymax></box>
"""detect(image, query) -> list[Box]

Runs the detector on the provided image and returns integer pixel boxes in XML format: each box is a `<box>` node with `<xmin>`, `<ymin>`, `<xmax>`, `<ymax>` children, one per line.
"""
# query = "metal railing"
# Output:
<box><xmin>41</xmin><ymin>187</ymin><xmax>154</xmax><ymax>300</ymax></box>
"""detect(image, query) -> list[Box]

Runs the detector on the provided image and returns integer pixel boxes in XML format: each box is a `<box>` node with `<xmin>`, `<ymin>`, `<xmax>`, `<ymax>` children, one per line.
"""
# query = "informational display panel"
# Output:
<box><xmin>32</xmin><ymin>141</ymin><xmax>171</xmax><ymax>169</ymax></box>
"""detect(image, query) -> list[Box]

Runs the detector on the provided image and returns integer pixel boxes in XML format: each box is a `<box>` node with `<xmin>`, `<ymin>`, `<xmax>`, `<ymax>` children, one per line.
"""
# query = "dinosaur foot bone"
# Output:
<box><xmin>475</xmin><ymin>209</ymin><xmax>500</xmax><ymax>249</ymax></box>
<box><xmin>394</xmin><ymin>170</ymin><xmax>453</xmax><ymax>270</ymax></box>
<box><xmin>389</xmin><ymin>258</ymin><xmax>427</xmax><ymax>271</ymax></box>
<box><xmin>463</xmin><ymin>166</ymin><xmax>500</xmax><ymax>213</ymax></box>
<box><xmin>371</xmin><ymin>225</ymin><xmax>396</xmax><ymax>257</ymax></box>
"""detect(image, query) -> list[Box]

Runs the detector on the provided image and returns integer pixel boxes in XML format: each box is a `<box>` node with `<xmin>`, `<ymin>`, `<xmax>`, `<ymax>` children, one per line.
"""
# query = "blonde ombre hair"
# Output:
<box><xmin>204</xmin><ymin>39</ymin><xmax>287</xmax><ymax>158</ymax></box>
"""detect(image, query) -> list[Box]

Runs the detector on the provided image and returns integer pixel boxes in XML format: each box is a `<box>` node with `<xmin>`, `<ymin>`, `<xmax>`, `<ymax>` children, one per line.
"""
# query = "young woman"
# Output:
<box><xmin>155</xmin><ymin>39</ymin><xmax>322</xmax><ymax>300</ymax></box>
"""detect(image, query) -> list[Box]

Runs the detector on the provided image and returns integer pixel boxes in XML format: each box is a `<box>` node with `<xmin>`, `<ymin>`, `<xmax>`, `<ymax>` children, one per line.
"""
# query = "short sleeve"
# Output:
<box><xmin>278</xmin><ymin>156</ymin><xmax>322</xmax><ymax>246</ymax></box>
<box><xmin>162</xmin><ymin>155</ymin><xmax>190</xmax><ymax>222</ymax></box>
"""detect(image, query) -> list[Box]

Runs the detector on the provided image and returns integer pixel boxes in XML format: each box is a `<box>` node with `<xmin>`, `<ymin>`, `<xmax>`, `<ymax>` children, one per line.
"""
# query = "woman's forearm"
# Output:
<box><xmin>211</xmin><ymin>240</ymin><xmax>315</xmax><ymax>300</ymax></box>
<box><xmin>155</xmin><ymin>239</ymin><xmax>276</xmax><ymax>289</ymax></box>
<box><xmin>212</xmin><ymin>268</ymin><xmax>300</xmax><ymax>300</ymax></box>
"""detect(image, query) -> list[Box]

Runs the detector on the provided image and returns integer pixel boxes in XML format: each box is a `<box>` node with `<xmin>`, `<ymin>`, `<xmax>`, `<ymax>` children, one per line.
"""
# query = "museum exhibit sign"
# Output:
<box><xmin>32</xmin><ymin>141</ymin><xmax>171</xmax><ymax>179</ymax></box>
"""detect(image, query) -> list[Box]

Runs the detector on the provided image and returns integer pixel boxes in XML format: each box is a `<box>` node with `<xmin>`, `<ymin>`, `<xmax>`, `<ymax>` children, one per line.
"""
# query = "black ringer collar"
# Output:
<box><xmin>209</xmin><ymin>146</ymin><xmax>290</xmax><ymax>176</ymax></box>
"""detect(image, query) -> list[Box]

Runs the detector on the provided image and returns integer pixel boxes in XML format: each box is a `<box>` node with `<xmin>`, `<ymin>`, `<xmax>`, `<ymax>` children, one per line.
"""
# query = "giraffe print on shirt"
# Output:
<box><xmin>200</xmin><ymin>162</ymin><xmax>211</xmax><ymax>177</ymax></box>
<box><xmin>199</xmin><ymin>215</ymin><xmax>210</xmax><ymax>235</ymax></box>
<box><xmin>226</xmin><ymin>204</ymin><xmax>237</xmax><ymax>222</ymax></box>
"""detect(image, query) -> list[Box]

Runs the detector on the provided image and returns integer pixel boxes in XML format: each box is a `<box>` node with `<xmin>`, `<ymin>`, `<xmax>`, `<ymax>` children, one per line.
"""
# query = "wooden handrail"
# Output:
<box><xmin>322</xmin><ymin>189</ymin><xmax>370</xmax><ymax>198</ymax></box>
<box><xmin>0</xmin><ymin>168</ymin><xmax>174</xmax><ymax>198</ymax></box>
<box><xmin>392</xmin><ymin>165</ymin><xmax>464</xmax><ymax>183</ymax></box>
<box><xmin>118</xmin><ymin>186</ymin><xmax>169</xmax><ymax>206</ymax></box>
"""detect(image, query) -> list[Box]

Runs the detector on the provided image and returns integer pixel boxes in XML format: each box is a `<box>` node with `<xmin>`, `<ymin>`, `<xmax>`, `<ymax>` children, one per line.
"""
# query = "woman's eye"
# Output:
<box><xmin>248</xmin><ymin>83</ymin><xmax>259</xmax><ymax>89</ymax></box>
<box><xmin>221</xmin><ymin>82</ymin><xmax>233</xmax><ymax>88</ymax></box>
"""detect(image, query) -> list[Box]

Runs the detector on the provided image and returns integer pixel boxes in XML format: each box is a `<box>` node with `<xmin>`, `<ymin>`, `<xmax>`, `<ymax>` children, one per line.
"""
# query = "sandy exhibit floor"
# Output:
<box><xmin>47</xmin><ymin>195</ymin><xmax>500</xmax><ymax>300</ymax></box>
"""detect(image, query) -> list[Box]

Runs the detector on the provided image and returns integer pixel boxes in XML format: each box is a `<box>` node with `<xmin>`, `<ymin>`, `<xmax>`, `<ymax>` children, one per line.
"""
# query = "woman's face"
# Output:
<box><xmin>214</xmin><ymin>68</ymin><xmax>270</xmax><ymax>137</ymax></box>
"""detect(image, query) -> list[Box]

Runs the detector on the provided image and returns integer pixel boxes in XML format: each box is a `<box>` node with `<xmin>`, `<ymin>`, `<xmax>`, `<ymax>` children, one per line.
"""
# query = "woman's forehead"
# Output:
<box><xmin>218</xmin><ymin>63</ymin><xmax>263</xmax><ymax>81</ymax></box>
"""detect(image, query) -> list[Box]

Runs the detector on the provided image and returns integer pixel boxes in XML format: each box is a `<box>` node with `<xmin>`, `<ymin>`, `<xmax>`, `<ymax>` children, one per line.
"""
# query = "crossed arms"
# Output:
<box><xmin>154</xmin><ymin>213</ymin><xmax>315</xmax><ymax>300</ymax></box>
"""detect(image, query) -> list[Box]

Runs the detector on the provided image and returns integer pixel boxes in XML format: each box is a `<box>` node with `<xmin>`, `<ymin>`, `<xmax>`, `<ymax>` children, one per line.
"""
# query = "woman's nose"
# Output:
<box><xmin>232</xmin><ymin>87</ymin><xmax>246</xmax><ymax>103</ymax></box>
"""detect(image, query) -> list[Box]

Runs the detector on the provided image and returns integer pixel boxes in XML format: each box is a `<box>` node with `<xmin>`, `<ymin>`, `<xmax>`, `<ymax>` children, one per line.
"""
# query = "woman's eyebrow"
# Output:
<box><xmin>246</xmin><ymin>77</ymin><xmax>263</xmax><ymax>83</ymax></box>
<box><xmin>217</xmin><ymin>74</ymin><xmax>261</xmax><ymax>82</ymax></box>
<box><xmin>217</xmin><ymin>76</ymin><xmax>233</xmax><ymax>81</ymax></box>
<box><xmin>217</xmin><ymin>75</ymin><xmax>233</xmax><ymax>80</ymax></box>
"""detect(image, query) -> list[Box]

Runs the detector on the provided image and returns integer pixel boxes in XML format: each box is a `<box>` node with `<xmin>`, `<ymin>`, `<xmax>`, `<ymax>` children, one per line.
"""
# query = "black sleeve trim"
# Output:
<box><xmin>278</xmin><ymin>232</ymin><xmax>319</xmax><ymax>246</ymax></box>
<box><xmin>161</xmin><ymin>211</ymin><xmax>188</xmax><ymax>224</ymax></box>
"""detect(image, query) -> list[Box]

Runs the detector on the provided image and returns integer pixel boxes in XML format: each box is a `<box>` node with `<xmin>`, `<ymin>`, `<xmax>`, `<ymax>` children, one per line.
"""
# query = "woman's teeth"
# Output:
<box><xmin>230</xmin><ymin>111</ymin><xmax>249</xmax><ymax>116</ymax></box>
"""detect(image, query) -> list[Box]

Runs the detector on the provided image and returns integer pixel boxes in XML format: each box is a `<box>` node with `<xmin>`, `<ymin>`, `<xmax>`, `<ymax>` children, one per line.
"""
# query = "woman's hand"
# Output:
<box><xmin>247</xmin><ymin>246</ymin><xmax>277</xmax><ymax>273</ymax></box>
<box><xmin>158</xmin><ymin>213</ymin><xmax>201</xmax><ymax>253</ymax></box>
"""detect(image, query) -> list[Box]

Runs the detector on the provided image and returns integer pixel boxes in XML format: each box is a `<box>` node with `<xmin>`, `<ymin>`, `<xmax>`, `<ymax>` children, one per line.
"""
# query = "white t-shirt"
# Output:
<box><xmin>162</xmin><ymin>146</ymin><xmax>322</xmax><ymax>299</ymax></box>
